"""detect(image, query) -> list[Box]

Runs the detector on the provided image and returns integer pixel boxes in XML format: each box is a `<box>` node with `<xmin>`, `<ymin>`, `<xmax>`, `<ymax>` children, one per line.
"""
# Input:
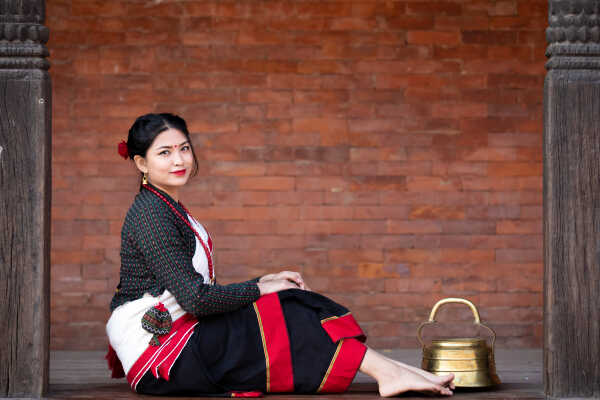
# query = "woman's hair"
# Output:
<box><xmin>126</xmin><ymin>113</ymin><xmax>199</xmax><ymax>178</ymax></box>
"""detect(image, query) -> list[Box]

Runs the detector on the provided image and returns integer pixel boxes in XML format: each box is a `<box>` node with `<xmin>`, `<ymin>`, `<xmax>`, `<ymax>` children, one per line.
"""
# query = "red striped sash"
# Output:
<box><xmin>127</xmin><ymin>313</ymin><xmax>198</xmax><ymax>391</ymax></box>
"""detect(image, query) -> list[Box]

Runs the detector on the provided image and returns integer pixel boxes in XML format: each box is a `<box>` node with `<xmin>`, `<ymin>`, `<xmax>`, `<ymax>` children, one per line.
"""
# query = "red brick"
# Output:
<box><xmin>490</xmin><ymin>16</ymin><xmax>546</xmax><ymax>30</ymax></box>
<box><xmin>407</xmin><ymin>2</ymin><xmax>462</xmax><ymax>16</ymax></box>
<box><xmin>433</xmin><ymin>161</ymin><xmax>488</xmax><ymax>176</ymax></box>
<box><xmin>350</xmin><ymin>176</ymin><xmax>406</xmax><ymax>191</ymax></box>
<box><xmin>324</xmin><ymin>191</ymin><xmax>379</xmax><ymax>206</ymax></box>
<box><xmin>489</xmin><ymin>73</ymin><xmax>544</xmax><ymax>89</ymax></box>
<box><xmin>386</xmin><ymin>15</ymin><xmax>435</xmax><ymax>30</ymax></box>
<box><xmin>299</xmin><ymin>206</ymin><xmax>353</xmax><ymax>220</ymax></box>
<box><xmin>466</xmin><ymin>205</ymin><xmax>521</xmax><ymax>219</ymax></box>
<box><xmin>407</xmin><ymin>30</ymin><xmax>461</xmax><ymax>45</ymax></box>
<box><xmin>479</xmin><ymin>293</ymin><xmax>542</xmax><ymax>308</ymax></box>
<box><xmin>387</xmin><ymin>220</ymin><xmax>442</xmax><ymax>234</ymax></box>
<box><xmin>329</xmin><ymin>18</ymin><xmax>377</xmax><ymax>31</ymax></box>
<box><xmin>296</xmin><ymin>3</ymin><xmax>353</xmax><ymax>17</ymax></box>
<box><xmin>297</xmin><ymin>61</ymin><xmax>352</xmax><ymax>75</ymax></box>
<box><xmin>182</xmin><ymin>2</ymin><xmax>215</xmax><ymax>16</ymax></box>
<box><xmin>489</xmin><ymin>133</ymin><xmax>542</xmax><ymax>147</ymax></box>
<box><xmin>296</xmin><ymin>177</ymin><xmax>348</xmax><ymax>192</ymax></box>
<box><xmin>517</xmin><ymin>0</ymin><xmax>547</xmax><ymax>16</ymax></box>
<box><xmin>488</xmin><ymin>45</ymin><xmax>534</xmax><ymax>61</ymax></box>
<box><xmin>82</xmin><ymin>263</ymin><xmax>119</xmax><ymax>280</ymax></box>
<box><xmin>441</xmin><ymin>220</ymin><xmax>497</xmax><ymax>234</ymax></box>
<box><xmin>434</xmin><ymin>45</ymin><xmax>488</xmax><ymax>60</ymax></box>
<box><xmin>435</xmin><ymin>15</ymin><xmax>490</xmax><ymax>30</ymax></box>
<box><xmin>72</xmin><ymin>0</ymin><xmax>126</xmax><ymax>16</ymax></box>
<box><xmin>384</xmin><ymin>278</ymin><xmax>442</xmax><ymax>293</ymax></box>
<box><xmin>376</xmin><ymin>74</ymin><xmax>444</xmax><ymax>89</ymax></box>
<box><xmin>292</xmin><ymin>118</ymin><xmax>348</xmax><ymax>146</ymax></box>
<box><xmin>329</xmin><ymin>250</ymin><xmax>383</xmax><ymax>265</ymax></box>
<box><xmin>496</xmin><ymin>249</ymin><xmax>542</xmax><ymax>263</ymax></box>
<box><xmin>441</xmin><ymin>277</ymin><xmax>497</xmax><ymax>293</ymax></box>
<box><xmin>406</xmin><ymin>176</ymin><xmax>462</xmax><ymax>191</ymax></box>
<box><xmin>521</xmin><ymin>206</ymin><xmax>542</xmax><ymax>219</ymax></box>
<box><xmin>497</xmin><ymin>220</ymin><xmax>541</xmax><ymax>234</ymax></box>
<box><xmin>462</xmin><ymin>30</ymin><xmax>518</xmax><ymax>45</ymax></box>
<box><xmin>239</xmin><ymin>177</ymin><xmax>297</xmax><ymax>191</ymax></box>
<box><xmin>489</xmin><ymin>191</ymin><xmax>542</xmax><ymax>205</ymax></box>
<box><xmin>409</xmin><ymin>206</ymin><xmax>466</xmax><ymax>220</ymax></box>
<box><xmin>241</xmin><ymin>90</ymin><xmax>292</xmax><ymax>104</ymax></box>
<box><xmin>488</xmin><ymin>162</ymin><xmax>542</xmax><ymax>176</ymax></box>
<box><xmin>354</xmin><ymin>206</ymin><xmax>410</xmax><ymax>220</ymax></box>
<box><xmin>51</xmin><ymin>249</ymin><xmax>104</xmax><ymax>265</ymax></box>
<box><xmin>375</xmin><ymin>161</ymin><xmax>433</xmax><ymax>176</ymax></box>
<box><xmin>489</xmin><ymin>1</ymin><xmax>519</xmax><ymax>16</ymax></box>
<box><xmin>52</xmin><ymin>264</ymin><xmax>82</xmax><ymax>281</ymax></box>
<box><xmin>294</xmin><ymin>90</ymin><xmax>350</xmax><ymax>104</ymax></box>
<box><xmin>386</xmin><ymin>249</ymin><xmax>494</xmax><ymax>264</ymax></box>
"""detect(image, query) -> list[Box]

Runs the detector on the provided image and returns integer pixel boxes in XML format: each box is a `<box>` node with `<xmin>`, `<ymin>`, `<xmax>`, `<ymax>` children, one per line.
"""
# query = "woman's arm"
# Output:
<box><xmin>134</xmin><ymin>205</ymin><xmax>260</xmax><ymax>317</ymax></box>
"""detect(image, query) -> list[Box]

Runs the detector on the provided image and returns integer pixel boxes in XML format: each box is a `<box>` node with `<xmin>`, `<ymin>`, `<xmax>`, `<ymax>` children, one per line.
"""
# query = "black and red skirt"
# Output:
<box><xmin>135</xmin><ymin>289</ymin><xmax>367</xmax><ymax>396</ymax></box>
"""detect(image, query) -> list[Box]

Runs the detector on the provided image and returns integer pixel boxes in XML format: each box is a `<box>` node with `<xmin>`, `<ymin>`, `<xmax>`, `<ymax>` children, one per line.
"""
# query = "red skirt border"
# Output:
<box><xmin>321</xmin><ymin>313</ymin><xmax>366</xmax><ymax>343</ymax></box>
<box><xmin>317</xmin><ymin>338</ymin><xmax>367</xmax><ymax>393</ymax></box>
<box><xmin>252</xmin><ymin>293</ymin><xmax>294</xmax><ymax>392</ymax></box>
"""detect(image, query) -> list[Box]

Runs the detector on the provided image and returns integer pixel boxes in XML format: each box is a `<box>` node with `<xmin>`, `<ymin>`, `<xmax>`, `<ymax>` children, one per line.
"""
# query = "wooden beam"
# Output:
<box><xmin>0</xmin><ymin>0</ymin><xmax>51</xmax><ymax>397</ymax></box>
<box><xmin>545</xmin><ymin>0</ymin><xmax>600</xmax><ymax>398</ymax></box>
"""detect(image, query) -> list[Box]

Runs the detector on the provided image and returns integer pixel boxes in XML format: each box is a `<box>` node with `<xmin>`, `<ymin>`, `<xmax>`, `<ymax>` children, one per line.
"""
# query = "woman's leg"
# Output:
<box><xmin>359</xmin><ymin>347</ymin><xmax>454</xmax><ymax>397</ymax></box>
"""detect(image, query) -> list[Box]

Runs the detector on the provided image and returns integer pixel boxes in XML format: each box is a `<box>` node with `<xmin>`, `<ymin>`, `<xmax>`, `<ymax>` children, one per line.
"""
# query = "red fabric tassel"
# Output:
<box><xmin>155</xmin><ymin>302</ymin><xmax>167</xmax><ymax>312</ymax></box>
<box><xmin>105</xmin><ymin>344</ymin><xmax>125</xmax><ymax>379</ymax></box>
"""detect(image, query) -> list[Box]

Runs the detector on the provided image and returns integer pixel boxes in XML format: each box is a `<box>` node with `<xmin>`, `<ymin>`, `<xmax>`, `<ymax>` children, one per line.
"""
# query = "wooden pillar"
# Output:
<box><xmin>545</xmin><ymin>0</ymin><xmax>600</xmax><ymax>398</ymax></box>
<box><xmin>0</xmin><ymin>0</ymin><xmax>51</xmax><ymax>397</ymax></box>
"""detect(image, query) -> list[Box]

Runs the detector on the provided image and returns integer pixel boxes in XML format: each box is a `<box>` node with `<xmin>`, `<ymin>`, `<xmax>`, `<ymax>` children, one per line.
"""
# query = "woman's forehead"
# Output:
<box><xmin>151</xmin><ymin>128</ymin><xmax>188</xmax><ymax>148</ymax></box>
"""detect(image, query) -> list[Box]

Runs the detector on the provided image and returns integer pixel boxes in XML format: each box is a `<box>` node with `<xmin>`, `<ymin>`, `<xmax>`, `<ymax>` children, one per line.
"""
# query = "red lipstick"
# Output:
<box><xmin>171</xmin><ymin>169</ymin><xmax>186</xmax><ymax>176</ymax></box>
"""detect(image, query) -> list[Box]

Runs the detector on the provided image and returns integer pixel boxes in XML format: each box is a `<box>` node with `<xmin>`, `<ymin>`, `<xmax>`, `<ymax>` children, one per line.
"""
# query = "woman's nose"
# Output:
<box><xmin>173</xmin><ymin>150</ymin><xmax>183</xmax><ymax>165</ymax></box>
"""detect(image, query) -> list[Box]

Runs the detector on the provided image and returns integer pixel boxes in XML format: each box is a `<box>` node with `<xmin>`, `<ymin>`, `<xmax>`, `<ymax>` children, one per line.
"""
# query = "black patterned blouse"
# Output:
<box><xmin>109</xmin><ymin>183</ymin><xmax>260</xmax><ymax>316</ymax></box>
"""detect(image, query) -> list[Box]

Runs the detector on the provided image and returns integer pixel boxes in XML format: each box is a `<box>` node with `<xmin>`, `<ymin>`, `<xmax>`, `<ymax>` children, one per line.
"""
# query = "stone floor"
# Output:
<box><xmin>47</xmin><ymin>349</ymin><xmax>542</xmax><ymax>399</ymax></box>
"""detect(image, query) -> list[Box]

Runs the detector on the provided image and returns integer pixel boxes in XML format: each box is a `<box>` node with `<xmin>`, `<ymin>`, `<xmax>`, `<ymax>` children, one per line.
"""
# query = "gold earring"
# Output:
<box><xmin>142</xmin><ymin>173</ymin><xmax>148</xmax><ymax>185</ymax></box>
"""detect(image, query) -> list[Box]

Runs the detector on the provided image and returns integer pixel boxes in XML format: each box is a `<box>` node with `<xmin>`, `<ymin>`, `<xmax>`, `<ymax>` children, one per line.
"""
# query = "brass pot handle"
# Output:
<box><xmin>417</xmin><ymin>298</ymin><xmax>496</xmax><ymax>349</ymax></box>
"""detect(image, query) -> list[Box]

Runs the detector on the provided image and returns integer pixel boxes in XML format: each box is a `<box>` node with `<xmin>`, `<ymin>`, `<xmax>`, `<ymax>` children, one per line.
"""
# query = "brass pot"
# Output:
<box><xmin>417</xmin><ymin>298</ymin><xmax>501</xmax><ymax>388</ymax></box>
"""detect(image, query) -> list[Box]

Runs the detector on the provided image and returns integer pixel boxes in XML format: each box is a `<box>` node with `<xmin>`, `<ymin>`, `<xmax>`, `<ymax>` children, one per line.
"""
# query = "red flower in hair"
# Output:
<box><xmin>118</xmin><ymin>140</ymin><xmax>129</xmax><ymax>159</ymax></box>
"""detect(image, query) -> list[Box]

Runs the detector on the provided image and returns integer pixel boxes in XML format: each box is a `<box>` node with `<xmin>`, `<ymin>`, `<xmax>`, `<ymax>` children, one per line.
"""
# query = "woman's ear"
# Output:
<box><xmin>133</xmin><ymin>155</ymin><xmax>148</xmax><ymax>174</ymax></box>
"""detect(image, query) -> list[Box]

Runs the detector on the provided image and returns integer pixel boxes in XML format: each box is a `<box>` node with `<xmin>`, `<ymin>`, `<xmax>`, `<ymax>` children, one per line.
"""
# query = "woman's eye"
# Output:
<box><xmin>181</xmin><ymin>145</ymin><xmax>190</xmax><ymax>152</ymax></box>
<box><xmin>159</xmin><ymin>150</ymin><xmax>170</xmax><ymax>156</ymax></box>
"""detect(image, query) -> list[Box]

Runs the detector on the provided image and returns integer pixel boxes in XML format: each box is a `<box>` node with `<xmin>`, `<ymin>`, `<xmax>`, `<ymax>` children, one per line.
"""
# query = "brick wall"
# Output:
<box><xmin>47</xmin><ymin>0</ymin><xmax>546</xmax><ymax>350</ymax></box>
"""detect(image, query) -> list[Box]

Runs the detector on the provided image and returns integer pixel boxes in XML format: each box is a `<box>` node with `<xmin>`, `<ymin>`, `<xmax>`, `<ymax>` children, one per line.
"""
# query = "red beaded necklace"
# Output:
<box><xmin>143</xmin><ymin>184</ymin><xmax>215</xmax><ymax>284</ymax></box>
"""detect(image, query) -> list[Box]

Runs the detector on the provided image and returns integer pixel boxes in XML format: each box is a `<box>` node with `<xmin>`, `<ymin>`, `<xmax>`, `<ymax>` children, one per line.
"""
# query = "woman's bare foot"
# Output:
<box><xmin>377</xmin><ymin>366</ymin><xmax>453</xmax><ymax>397</ymax></box>
<box><xmin>382</xmin><ymin>355</ymin><xmax>455</xmax><ymax>390</ymax></box>
<box><xmin>359</xmin><ymin>348</ymin><xmax>453</xmax><ymax>397</ymax></box>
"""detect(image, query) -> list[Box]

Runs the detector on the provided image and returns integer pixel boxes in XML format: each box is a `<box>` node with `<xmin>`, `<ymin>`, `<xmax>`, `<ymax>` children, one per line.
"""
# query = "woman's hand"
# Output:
<box><xmin>258</xmin><ymin>270</ymin><xmax>311</xmax><ymax>295</ymax></box>
<box><xmin>259</xmin><ymin>270</ymin><xmax>310</xmax><ymax>290</ymax></box>
<box><xmin>257</xmin><ymin>279</ymin><xmax>302</xmax><ymax>296</ymax></box>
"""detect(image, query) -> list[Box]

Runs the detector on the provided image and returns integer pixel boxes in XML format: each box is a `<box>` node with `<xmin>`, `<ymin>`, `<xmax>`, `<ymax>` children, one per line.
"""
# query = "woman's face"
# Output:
<box><xmin>134</xmin><ymin>128</ymin><xmax>194</xmax><ymax>198</ymax></box>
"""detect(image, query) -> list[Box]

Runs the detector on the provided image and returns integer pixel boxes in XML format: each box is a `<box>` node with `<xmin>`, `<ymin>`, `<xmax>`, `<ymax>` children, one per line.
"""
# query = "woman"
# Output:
<box><xmin>106</xmin><ymin>113</ymin><xmax>454</xmax><ymax>397</ymax></box>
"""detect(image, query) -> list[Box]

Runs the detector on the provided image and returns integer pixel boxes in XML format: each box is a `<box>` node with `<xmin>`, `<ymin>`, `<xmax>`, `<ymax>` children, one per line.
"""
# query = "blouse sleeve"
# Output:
<box><xmin>133</xmin><ymin>204</ymin><xmax>260</xmax><ymax>317</ymax></box>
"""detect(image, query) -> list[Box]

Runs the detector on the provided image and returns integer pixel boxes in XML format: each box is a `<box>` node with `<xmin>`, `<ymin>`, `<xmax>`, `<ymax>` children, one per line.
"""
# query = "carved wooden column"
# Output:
<box><xmin>545</xmin><ymin>0</ymin><xmax>600</xmax><ymax>398</ymax></box>
<box><xmin>0</xmin><ymin>0</ymin><xmax>51</xmax><ymax>397</ymax></box>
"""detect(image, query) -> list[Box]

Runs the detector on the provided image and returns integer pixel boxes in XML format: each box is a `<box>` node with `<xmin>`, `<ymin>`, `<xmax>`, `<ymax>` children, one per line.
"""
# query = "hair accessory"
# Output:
<box><xmin>118</xmin><ymin>140</ymin><xmax>129</xmax><ymax>160</ymax></box>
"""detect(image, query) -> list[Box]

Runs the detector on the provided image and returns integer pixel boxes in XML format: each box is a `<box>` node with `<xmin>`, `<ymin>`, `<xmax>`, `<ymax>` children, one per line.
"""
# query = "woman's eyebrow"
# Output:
<box><xmin>156</xmin><ymin>141</ymin><xmax>190</xmax><ymax>150</ymax></box>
